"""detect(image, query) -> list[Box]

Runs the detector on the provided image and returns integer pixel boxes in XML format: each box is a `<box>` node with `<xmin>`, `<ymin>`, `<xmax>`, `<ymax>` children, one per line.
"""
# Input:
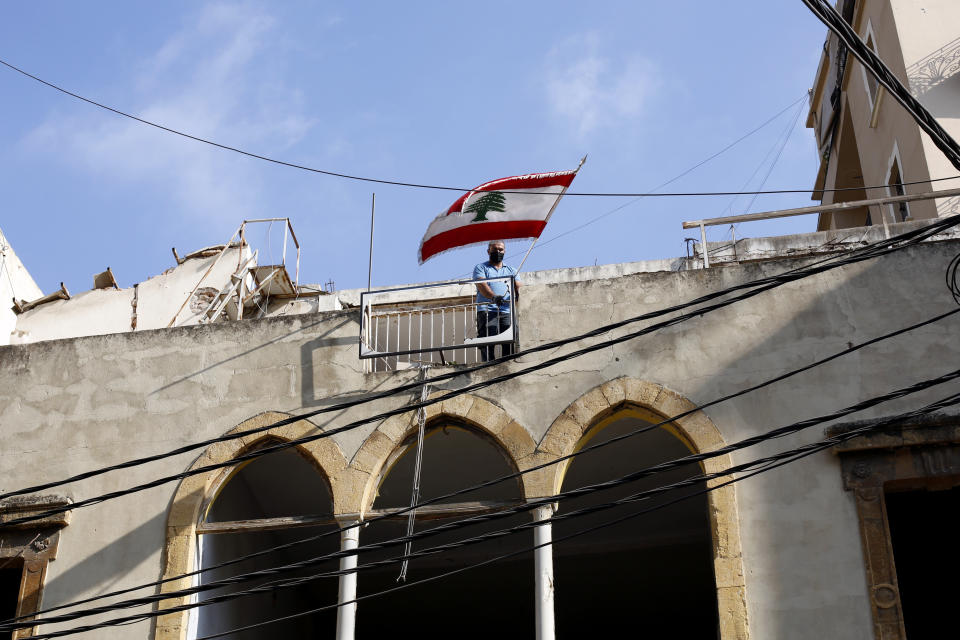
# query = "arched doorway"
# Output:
<box><xmin>357</xmin><ymin>420</ymin><xmax>533</xmax><ymax>639</ymax></box>
<box><xmin>553</xmin><ymin>412</ymin><xmax>719</xmax><ymax>637</ymax></box>
<box><xmin>194</xmin><ymin>442</ymin><xmax>341</xmax><ymax>638</ymax></box>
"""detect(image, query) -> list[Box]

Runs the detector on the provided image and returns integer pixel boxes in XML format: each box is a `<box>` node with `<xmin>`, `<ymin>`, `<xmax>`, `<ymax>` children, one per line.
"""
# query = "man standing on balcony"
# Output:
<box><xmin>474</xmin><ymin>240</ymin><xmax>521</xmax><ymax>361</ymax></box>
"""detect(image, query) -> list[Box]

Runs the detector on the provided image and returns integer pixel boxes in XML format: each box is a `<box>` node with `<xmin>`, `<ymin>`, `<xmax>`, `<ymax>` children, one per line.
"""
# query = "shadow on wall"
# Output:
<box><xmin>43</xmin><ymin>508</ymin><xmax>168</xmax><ymax>612</ymax></box>
<box><xmin>668</xmin><ymin>244</ymin><xmax>960</xmax><ymax>638</ymax></box>
<box><xmin>148</xmin><ymin>313</ymin><xmax>357</xmax><ymax>398</ymax></box>
<box><xmin>907</xmin><ymin>35</ymin><xmax>960</xmax><ymax>118</ymax></box>
<box><xmin>299</xmin><ymin>318</ymin><xmax>364</xmax><ymax>409</ymax></box>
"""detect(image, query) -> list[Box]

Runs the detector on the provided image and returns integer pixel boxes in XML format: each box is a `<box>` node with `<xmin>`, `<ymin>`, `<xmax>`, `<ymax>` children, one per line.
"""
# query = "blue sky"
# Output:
<box><xmin>1</xmin><ymin>1</ymin><xmax>829</xmax><ymax>295</ymax></box>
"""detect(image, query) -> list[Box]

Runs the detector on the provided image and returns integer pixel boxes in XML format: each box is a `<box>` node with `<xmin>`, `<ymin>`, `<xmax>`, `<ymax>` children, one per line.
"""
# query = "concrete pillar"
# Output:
<box><xmin>336</xmin><ymin>519</ymin><xmax>361</xmax><ymax>640</ymax></box>
<box><xmin>533</xmin><ymin>504</ymin><xmax>557</xmax><ymax>640</ymax></box>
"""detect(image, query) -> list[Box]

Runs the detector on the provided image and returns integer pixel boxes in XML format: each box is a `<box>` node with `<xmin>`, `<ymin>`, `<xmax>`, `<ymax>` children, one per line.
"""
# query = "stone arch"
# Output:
<box><xmin>349</xmin><ymin>393</ymin><xmax>537</xmax><ymax>515</ymax></box>
<box><xmin>536</xmin><ymin>377</ymin><xmax>749</xmax><ymax>640</ymax></box>
<box><xmin>156</xmin><ymin>411</ymin><xmax>349</xmax><ymax>640</ymax></box>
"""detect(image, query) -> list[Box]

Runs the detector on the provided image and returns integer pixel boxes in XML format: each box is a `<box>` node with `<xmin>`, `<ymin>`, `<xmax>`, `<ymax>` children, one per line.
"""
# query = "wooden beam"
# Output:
<box><xmin>196</xmin><ymin>500</ymin><xmax>524</xmax><ymax>534</ymax></box>
<box><xmin>197</xmin><ymin>513</ymin><xmax>339</xmax><ymax>534</ymax></box>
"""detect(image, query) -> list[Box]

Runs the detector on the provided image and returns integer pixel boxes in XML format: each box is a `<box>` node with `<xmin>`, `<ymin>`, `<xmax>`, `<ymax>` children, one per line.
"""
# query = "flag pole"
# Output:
<box><xmin>515</xmin><ymin>155</ymin><xmax>587</xmax><ymax>274</ymax></box>
<box><xmin>367</xmin><ymin>193</ymin><xmax>376</xmax><ymax>291</ymax></box>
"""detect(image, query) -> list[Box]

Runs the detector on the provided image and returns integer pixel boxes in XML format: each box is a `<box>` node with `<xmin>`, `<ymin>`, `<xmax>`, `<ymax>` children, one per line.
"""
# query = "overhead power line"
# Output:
<box><xmin>5</xmin><ymin>215</ymin><xmax>960</xmax><ymax>632</ymax></box>
<box><xmin>711</xmin><ymin>94</ymin><xmax>808</xmax><ymax>245</ymax></box>
<box><xmin>510</xmin><ymin>94</ymin><xmax>808</xmax><ymax>260</ymax></box>
<box><xmin>513</xmin><ymin>95</ymin><xmax>811</xmax><ymax>259</ymax></box>
<box><xmin>14</xmin><ymin>387</ymin><xmax>960</xmax><ymax>639</ymax></box>
<box><xmin>5</xmin><ymin>7</ymin><xmax>960</xmax><ymax>632</ymax></box>
<box><xmin>11</xmin><ymin>304</ymin><xmax>957</xmax><ymax>626</ymax></box>
<box><xmin>13</xmin><ymin>381</ymin><xmax>960</xmax><ymax>637</ymax></box>
<box><xmin>195</xmin><ymin>391</ymin><xmax>960</xmax><ymax>640</ymax></box>
<box><xmin>3</xmin><ymin>213</ymin><xmax>958</xmax><ymax>527</ymax></box>
<box><xmin>0</xmin><ymin>57</ymin><xmax>956</xmax><ymax>197</ymax></box>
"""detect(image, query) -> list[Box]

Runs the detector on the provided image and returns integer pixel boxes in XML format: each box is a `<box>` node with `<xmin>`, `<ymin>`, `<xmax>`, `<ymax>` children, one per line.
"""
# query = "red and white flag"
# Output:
<box><xmin>417</xmin><ymin>168</ymin><xmax>579</xmax><ymax>264</ymax></box>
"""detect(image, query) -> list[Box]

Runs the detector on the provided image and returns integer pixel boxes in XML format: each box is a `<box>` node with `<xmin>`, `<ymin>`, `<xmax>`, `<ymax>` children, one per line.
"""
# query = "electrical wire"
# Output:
<box><xmin>195</xmin><ymin>389</ymin><xmax>960</xmax><ymax>640</ymax></box>
<box><xmin>740</xmin><ymin>101</ymin><xmax>807</xmax><ymax>214</ymax></box>
<box><xmin>559</xmin><ymin>36</ymin><xmax>960</xmax><ymax>260</ymax></box>
<box><xmin>15</xmin><ymin>388</ymin><xmax>960</xmax><ymax>639</ymax></box>
<box><xmin>1</xmin><ymin>56</ymin><xmax>957</xmax><ymax>197</ymax></box>
<box><xmin>713</xmin><ymin>95</ymin><xmax>808</xmax><ymax>246</ymax></box>
<box><xmin>17</xmin><ymin>386</ymin><xmax>960</xmax><ymax>638</ymax></box>
<box><xmin>3</xmin><ymin>214</ymin><xmax>956</xmax><ymax>632</ymax></box>
<box><xmin>3</xmin><ymin>213</ymin><xmax>959</xmax><ymax>526</ymax></box>
<box><xmin>801</xmin><ymin>0</ymin><xmax>960</xmax><ymax>171</ymax></box>
<box><xmin>9</xmin><ymin>303</ymin><xmax>957</xmax><ymax>627</ymax></box>
<box><xmin>1</xmin><ymin>7</ymin><xmax>956</xmax><ymax>628</ymax></box>
<box><xmin>947</xmin><ymin>252</ymin><xmax>960</xmax><ymax>305</ymax></box>
<box><xmin>462</xmin><ymin>93</ymin><xmax>809</xmax><ymax>272</ymax></box>
<box><xmin>527</xmin><ymin>94</ymin><xmax>812</xmax><ymax>255</ymax></box>
<box><xmin>7</xmin><ymin>363</ymin><xmax>960</xmax><ymax>634</ymax></box>
<box><xmin>7</xmin><ymin>236</ymin><xmax>956</xmax><ymax>624</ymax></box>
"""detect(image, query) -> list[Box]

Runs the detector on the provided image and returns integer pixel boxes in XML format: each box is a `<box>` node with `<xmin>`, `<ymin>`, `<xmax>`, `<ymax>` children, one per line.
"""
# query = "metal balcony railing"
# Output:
<box><xmin>359</xmin><ymin>276</ymin><xmax>518</xmax><ymax>372</ymax></box>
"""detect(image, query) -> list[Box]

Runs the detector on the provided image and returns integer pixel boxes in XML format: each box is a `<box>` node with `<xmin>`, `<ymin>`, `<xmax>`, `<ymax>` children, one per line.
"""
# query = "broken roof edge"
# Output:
<box><xmin>181</xmin><ymin>241</ymin><xmax>245</xmax><ymax>262</ymax></box>
<box><xmin>13</xmin><ymin>282</ymin><xmax>70</xmax><ymax>314</ymax></box>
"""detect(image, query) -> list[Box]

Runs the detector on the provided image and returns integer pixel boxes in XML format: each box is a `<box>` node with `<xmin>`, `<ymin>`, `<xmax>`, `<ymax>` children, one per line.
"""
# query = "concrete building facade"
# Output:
<box><xmin>806</xmin><ymin>0</ymin><xmax>960</xmax><ymax>230</ymax></box>
<box><xmin>0</xmin><ymin>227</ymin><xmax>44</xmax><ymax>347</ymax></box>
<box><xmin>4</xmin><ymin>4</ymin><xmax>960</xmax><ymax>637</ymax></box>
<box><xmin>2</xmin><ymin>220</ymin><xmax>959</xmax><ymax>640</ymax></box>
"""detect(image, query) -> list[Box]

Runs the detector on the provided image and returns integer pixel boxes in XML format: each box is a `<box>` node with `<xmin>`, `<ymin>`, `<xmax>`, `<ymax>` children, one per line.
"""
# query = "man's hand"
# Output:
<box><xmin>476</xmin><ymin>283</ymin><xmax>496</xmax><ymax>300</ymax></box>
<box><xmin>493</xmin><ymin>295</ymin><xmax>505</xmax><ymax>306</ymax></box>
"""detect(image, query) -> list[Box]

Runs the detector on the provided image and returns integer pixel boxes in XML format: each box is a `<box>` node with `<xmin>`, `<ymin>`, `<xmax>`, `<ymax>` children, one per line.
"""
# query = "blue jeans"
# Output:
<box><xmin>476</xmin><ymin>310</ymin><xmax>513</xmax><ymax>361</ymax></box>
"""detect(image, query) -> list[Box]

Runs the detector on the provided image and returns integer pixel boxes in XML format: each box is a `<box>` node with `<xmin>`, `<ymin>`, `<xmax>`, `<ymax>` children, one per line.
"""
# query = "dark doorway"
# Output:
<box><xmin>0</xmin><ymin>565</ymin><xmax>22</xmax><ymax>640</ymax></box>
<box><xmin>554</xmin><ymin>415</ymin><xmax>719</xmax><ymax>638</ymax></box>
<box><xmin>358</xmin><ymin>422</ymin><xmax>532</xmax><ymax>639</ymax></box>
<box><xmin>197</xmin><ymin>446</ymin><xmax>340</xmax><ymax>638</ymax></box>
<box><xmin>885</xmin><ymin>485</ymin><xmax>960</xmax><ymax>639</ymax></box>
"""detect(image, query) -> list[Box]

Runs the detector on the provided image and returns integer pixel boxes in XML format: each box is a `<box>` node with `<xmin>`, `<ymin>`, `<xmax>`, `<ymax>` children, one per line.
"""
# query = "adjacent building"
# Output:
<box><xmin>806</xmin><ymin>0</ymin><xmax>960</xmax><ymax>230</ymax></box>
<box><xmin>2</xmin><ymin>3</ymin><xmax>960</xmax><ymax>639</ymax></box>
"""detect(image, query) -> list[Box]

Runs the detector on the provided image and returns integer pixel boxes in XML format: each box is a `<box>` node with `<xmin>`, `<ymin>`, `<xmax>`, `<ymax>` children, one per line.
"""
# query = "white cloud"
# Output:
<box><xmin>545</xmin><ymin>33</ymin><xmax>660</xmax><ymax>136</ymax></box>
<box><xmin>24</xmin><ymin>2</ymin><xmax>315</xmax><ymax>223</ymax></box>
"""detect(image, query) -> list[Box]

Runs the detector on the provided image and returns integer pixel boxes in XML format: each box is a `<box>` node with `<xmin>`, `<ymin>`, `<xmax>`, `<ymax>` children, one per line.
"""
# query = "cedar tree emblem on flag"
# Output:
<box><xmin>464</xmin><ymin>191</ymin><xmax>506</xmax><ymax>222</ymax></box>
<box><xmin>417</xmin><ymin>167</ymin><xmax>581</xmax><ymax>264</ymax></box>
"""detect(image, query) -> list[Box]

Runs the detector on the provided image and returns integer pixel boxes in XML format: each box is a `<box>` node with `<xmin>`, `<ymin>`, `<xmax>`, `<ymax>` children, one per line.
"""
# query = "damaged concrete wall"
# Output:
<box><xmin>1</xmin><ymin>236</ymin><xmax>959</xmax><ymax>639</ymax></box>
<box><xmin>12</xmin><ymin>246</ymin><xmax>252</xmax><ymax>344</ymax></box>
<box><xmin>0</xmin><ymin>226</ymin><xmax>44</xmax><ymax>346</ymax></box>
<box><xmin>11</xmin><ymin>288</ymin><xmax>136</xmax><ymax>345</ymax></box>
<box><xmin>135</xmin><ymin>246</ymin><xmax>254</xmax><ymax>331</ymax></box>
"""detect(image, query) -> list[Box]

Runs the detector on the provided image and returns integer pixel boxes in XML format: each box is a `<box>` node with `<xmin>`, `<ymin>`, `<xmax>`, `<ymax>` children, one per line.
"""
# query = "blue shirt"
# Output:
<box><xmin>473</xmin><ymin>261</ymin><xmax>516</xmax><ymax>313</ymax></box>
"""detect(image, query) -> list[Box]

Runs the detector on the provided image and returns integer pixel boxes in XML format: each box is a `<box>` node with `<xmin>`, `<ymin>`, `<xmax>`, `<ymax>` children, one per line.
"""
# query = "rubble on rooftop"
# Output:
<box><xmin>4</xmin><ymin>217</ymin><xmax>959</xmax><ymax>347</ymax></box>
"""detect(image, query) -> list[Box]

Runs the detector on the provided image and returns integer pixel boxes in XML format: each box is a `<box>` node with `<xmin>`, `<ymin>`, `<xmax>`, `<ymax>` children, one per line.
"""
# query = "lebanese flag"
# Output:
<box><xmin>417</xmin><ymin>169</ymin><xmax>578</xmax><ymax>264</ymax></box>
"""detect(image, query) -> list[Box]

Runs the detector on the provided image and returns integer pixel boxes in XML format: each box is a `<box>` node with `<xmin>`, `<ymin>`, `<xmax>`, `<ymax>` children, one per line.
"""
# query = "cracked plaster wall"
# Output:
<box><xmin>2</xmin><ymin>239</ymin><xmax>959</xmax><ymax>639</ymax></box>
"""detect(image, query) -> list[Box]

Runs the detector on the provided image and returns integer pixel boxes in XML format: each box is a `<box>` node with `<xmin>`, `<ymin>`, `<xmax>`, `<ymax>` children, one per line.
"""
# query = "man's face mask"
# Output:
<box><xmin>489</xmin><ymin>249</ymin><xmax>504</xmax><ymax>263</ymax></box>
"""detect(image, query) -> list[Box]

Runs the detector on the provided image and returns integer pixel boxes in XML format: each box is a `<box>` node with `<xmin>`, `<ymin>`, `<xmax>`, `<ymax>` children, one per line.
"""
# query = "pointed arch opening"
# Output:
<box><xmin>357</xmin><ymin>418</ymin><xmax>533</xmax><ymax>639</ymax></box>
<box><xmin>193</xmin><ymin>439</ymin><xmax>341</xmax><ymax>639</ymax></box>
<box><xmin>554</xmin><ymin>408</ymin><xmax>719</xmax><ymax>636</ymax></box>
<box><xmin>535</xmin><ymin>379</ymin><xmax>748</xmax><ymax>639</ymax></box>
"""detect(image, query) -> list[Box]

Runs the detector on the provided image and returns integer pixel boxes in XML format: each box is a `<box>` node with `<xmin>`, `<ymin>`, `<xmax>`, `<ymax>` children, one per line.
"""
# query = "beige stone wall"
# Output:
<box><xmin>808</xmin><ymin>0</ymin><xmax>960</xmax><ymax>229</ymax></box>
<box><xmin>832</xmin><ymin>0</ymin><xmax>935</xmax><ymax>224</ymax></box>
<box><xmin>155</xmin><ymin>381</ymin><xmax>747</xmax><ymax>640</ymax></box>
<box><xmin>5</xmin><ymin>237</ymin><xmax>960</xmax><ymax>638</ymax></box>
<box><xmin>892</xmin><ymin>0</ymin><xmax>960</xmax><ymax>218</ymax></box>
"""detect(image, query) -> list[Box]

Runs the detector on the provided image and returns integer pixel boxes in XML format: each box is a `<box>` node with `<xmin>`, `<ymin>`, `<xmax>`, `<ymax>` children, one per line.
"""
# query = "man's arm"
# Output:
<box><xmin>474</xmin><ymin>264</ymin><xmax>496</xmax><ymax>299</ymax></box>
<box><xmin>476</xmin><ymin>282</ymin><xmax>496</xmax><ymax>299</ymax></box>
